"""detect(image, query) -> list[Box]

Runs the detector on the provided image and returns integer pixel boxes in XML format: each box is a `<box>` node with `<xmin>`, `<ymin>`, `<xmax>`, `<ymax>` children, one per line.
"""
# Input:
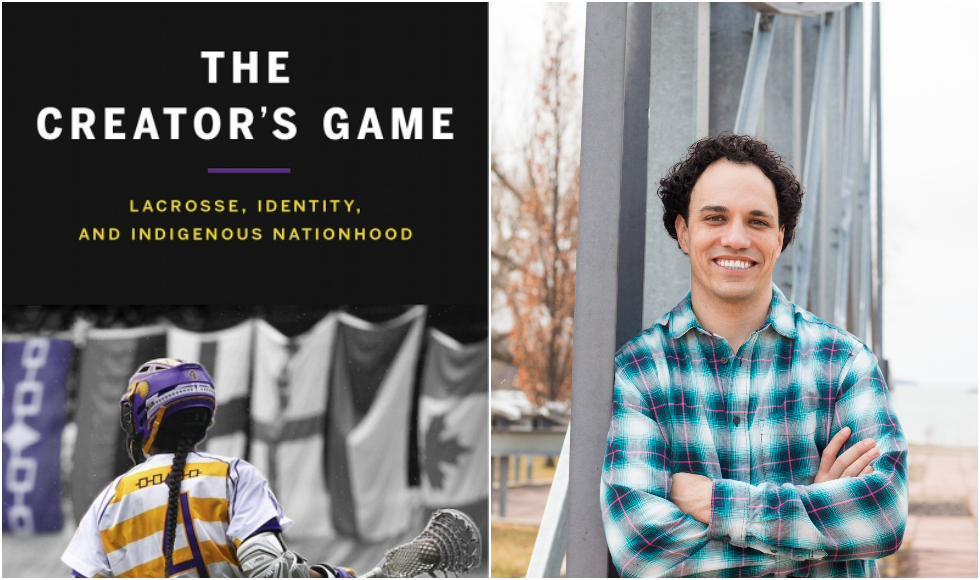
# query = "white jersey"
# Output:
<box><xmin>62</xmin><ymin>452</ymin><xmax>293</xmax><ymax>578</ymax></box>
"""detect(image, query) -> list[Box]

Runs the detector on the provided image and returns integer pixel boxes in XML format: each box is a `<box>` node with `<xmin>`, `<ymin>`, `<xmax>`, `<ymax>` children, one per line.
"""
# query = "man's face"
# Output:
<box><xmin>675</xmin><ymin>158</ymin><xmax>784</xmax><ymax>305</ymax></box>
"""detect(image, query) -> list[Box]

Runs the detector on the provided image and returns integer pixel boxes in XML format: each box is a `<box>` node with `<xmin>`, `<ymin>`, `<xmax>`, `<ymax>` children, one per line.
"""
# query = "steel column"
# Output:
<box><xmin>709</xmin><ymin>3</ymin><xmax>758</xmax><ymax>134</ymax></box>
<box><xmin>526</xmin><ymin>428</ymin><xmax>571</xmax><ymax>578</ymax></box>
<box><xmin>616</xmin><ymin>2</ymin><xmax>652</xmax><ymax>349</ymax></box>
<box><xmin>790</xmin><ymin>11</ymin><xmax>839</xmax><ymax>307</ymax></box>
<box><xmin>568</xmin><ymin>5</ymin><xmax>627</xmax><ymax>577</ymax></box>
<box><xmin>642</xmin><ymin>2</ymin><xmax>710</xmax><ymax>327</ymax></box>
<box><xmin>771</xmin><ymin>13</ymin><xmax>821</xmax><ymax>296</ymax></box>
<box><xmin>870</xmin><ymin>2</ymin><xmax>884</xmax><ymax>362</ymax></box>
<box><xmin>734</xmin><ymin>12</ymin><xmax>775</xmax><ymax>135</ymax></box>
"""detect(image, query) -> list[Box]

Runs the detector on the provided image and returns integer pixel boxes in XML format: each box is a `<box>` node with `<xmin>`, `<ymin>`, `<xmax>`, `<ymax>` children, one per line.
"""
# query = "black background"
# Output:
<box><xmin>4</xmin><ymin>4</ymin><xmax>488</xmax><ymax>305</ymax></box>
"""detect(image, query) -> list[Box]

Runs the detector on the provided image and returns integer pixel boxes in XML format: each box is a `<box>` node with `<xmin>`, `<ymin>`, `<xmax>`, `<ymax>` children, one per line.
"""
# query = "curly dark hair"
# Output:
<box><xmin>659</xmin><ymin>133</ymin><xmax>804</xmax><ymax>251</ymax></box>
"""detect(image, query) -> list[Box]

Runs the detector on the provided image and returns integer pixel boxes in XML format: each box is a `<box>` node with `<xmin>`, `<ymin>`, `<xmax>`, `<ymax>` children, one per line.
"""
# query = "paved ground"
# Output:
<box><xmin>492</xmin><ymin>482</ymin><xmax>553</xmax><ymax>526</ymax></box>
<box><xmin>493</xmin><ymin>444</ymin><xmax>978</xmax><ymax>577</ymax></box>
<box><xmin>889</xmin><ymin>445</ymin><xmax>978</xmax><ymax>577</ymax></box>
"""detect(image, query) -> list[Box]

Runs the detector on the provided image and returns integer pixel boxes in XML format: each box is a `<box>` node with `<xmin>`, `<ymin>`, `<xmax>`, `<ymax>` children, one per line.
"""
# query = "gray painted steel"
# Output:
<box><xmin>849</xmin><ymin>5</ymin><xmax>872</xmax><ymax>344</ymax></box>
<box><xmin>642</xmin><ymin>2</ymin><xmax>709</xmax><ymax>328</ymax></box>
<box><xmin>567</xmin><ymin>4</ymin><xmax>627</xmax><ymax>577</ymax></box>
<box><xmin>812</xmin><ymin>9</ymin><xmax>845</xmax><ymax>321</ymax></box>
<box><xmin>870</xmin><ymin>2</ymin><xmax>884</xmax><ymax>361</ymax></box>
<box><xmin>526</xmin><ymin>429</ymin><xmax>571</xmax><ymax>578</ymax></box>
<box><xmin>743</xmin><ymin>2</ymin><xmax>854</xmax><ymax>16</ymax></box>
<box><xmin>734</xmin><ymin>12</ymin><xmax>775</xmax><ymax>136</ymax></box>
<box><xmin>491</xmin><ymin>430</ymin><xmax>567</xmax><ymax>456</ymax></box>
<box><xmin>616</xmin><ymin>2</ymin><xmax>652</xmax><ymax>350</ymax></box>
<box><xmin>790</xmin><ymin>11</ymin><xmax>838</xmax><ymax>307</ymax></box>
<box><xmin>709</xmin><ymin>3</ymin><xmax>757</xmax><ymax>135</ymax></box>
<box><xmin>761</xmin><ymin>14</ymin><xmax>800</xmax><ymax>170</ymax></box>
<box><xmin>771</xmin><ymin>13</ymin><xmax>821</xmax><ymax>297</ymax></box>
<box><xmin>834</xmin><ymin>5</ymin><xmax>863</xmax><ymax>330</ymax></box>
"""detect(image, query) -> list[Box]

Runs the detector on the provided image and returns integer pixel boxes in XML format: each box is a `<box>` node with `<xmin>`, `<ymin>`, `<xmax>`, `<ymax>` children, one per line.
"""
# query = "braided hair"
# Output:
<box><xmin>154</xmin><ymin>408</ymin><xmax>210</xmax><ymax>577</ymax></box>
<box><xmin>163</xmin><ymin>436</ymin><xmax>192</xmax><ymax>577</ymax></box>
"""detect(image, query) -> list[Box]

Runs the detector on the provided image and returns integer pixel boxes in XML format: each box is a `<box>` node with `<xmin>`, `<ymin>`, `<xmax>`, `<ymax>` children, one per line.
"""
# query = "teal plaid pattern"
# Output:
<box><xmin>601</xmin><ymin>285</ymin><xmax>907</xmax><ymax>577</ymax></box>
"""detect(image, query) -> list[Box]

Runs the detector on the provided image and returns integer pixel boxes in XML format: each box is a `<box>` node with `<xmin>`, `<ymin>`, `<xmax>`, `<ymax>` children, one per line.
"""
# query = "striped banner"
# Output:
<box><xmin>251</xmin><ymin>315</ymin><xmax>335</xmax><ymax>537</ymax></box>
<box><xmin>167</xmin><ymin>321</ymin><xmax>253</xmax><ymax>458</ymax></box>
<box><xmin>2</xmin><ymin>338</ymin><xmax>73</xmax><ymax>533</ymax></box>
<box><xmin>71</xmin><ymin>326</ymin><xmax>166</xmax><ymax>525</ymax></box>
<box><xmin>328</xmin><ymin>306</ymin><xmax>426</xmax><ymax>541</ymax></box>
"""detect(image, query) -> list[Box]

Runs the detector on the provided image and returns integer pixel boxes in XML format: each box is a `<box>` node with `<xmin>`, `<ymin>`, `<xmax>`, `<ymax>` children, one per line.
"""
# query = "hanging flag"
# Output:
<box><xmin>251</xmin><ymin>315</ymin><xmax>335</xmax><ymax>537</ymax></box>
<box><xmin>418</xmin><ymin>329</ymin><xmax>488</xmax><ymax>507</ymax></box>
<box><xmin>2</xmin><ymin>338</ymin><xmax>73</xmax><ymax>533</ymax></box>
<box><xmin>167</xmin><ymin>320</ymin><xmax>253</xmax><ymax>458</ymax></box>
<box><xmin>328</xmin><ymin>306</ymin><xmax>426</xmax><ymax>541</ymax></box>
<box><xmin>71</xmin><ymin>326</ymin><xmax>166</xmax><ymax>525</ymax></box>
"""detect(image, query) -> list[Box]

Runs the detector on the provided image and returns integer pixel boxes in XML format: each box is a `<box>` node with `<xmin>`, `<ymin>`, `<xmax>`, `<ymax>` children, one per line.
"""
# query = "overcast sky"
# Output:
<box><xmin>491</xmin><ymin>2</ymin><xmax>978</xmax><ymax>388</ymax></box>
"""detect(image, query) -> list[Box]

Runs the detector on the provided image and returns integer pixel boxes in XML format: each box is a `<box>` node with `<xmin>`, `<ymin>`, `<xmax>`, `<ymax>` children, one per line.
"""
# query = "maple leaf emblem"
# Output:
<box><xmin>424</xmin><ymin>413</ymin><xmax>469</xmax><ymax>490</ymax></box>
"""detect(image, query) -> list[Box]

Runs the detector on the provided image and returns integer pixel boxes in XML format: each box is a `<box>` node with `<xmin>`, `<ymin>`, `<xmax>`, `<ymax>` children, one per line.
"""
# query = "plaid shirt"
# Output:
<box><xmin>601</xmin><ymin>285</ymin><xmax>907</xmax><ymax>577</ymax></box>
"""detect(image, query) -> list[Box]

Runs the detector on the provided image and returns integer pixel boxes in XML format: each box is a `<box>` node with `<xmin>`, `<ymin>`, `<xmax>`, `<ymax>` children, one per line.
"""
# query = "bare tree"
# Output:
<box><xmin>492</xmin><ymin>5</ymin><xmax>580</xmax><ymax>403</ymax></box>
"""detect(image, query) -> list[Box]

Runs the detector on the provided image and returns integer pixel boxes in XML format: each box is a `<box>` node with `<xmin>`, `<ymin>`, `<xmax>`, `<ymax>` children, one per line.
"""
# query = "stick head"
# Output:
<box><xmin>366</xmin><ymin>509</ymin><xmax>481</xmax><ymax>577</ymax></box>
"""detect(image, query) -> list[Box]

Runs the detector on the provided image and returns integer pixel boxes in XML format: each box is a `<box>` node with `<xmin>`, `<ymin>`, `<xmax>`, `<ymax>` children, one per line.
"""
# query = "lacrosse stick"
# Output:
<box><xmin>363</xmin><ymin>509</ymin><xmax>481</xmax><ymax>578</ymax></box>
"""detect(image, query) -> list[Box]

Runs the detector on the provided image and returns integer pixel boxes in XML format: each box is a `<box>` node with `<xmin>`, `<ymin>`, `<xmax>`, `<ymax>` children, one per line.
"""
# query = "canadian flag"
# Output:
<box><xmin>418</xmin><ymin>329</ymin><xmax>488</xmax><ymax>507</ymax></box>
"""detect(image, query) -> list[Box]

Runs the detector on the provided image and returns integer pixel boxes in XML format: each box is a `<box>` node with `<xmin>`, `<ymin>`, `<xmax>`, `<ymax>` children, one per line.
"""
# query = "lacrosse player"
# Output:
<box><xmin>61</xmin><ymin>358</ymin><xmax>480</xmax><ymax>578</ymax></box>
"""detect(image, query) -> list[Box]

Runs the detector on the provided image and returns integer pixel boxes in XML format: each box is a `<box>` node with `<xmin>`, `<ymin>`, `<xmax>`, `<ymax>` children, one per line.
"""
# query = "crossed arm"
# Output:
<box><xmin>671</xmin><ymin>426</ymin><xmax>882</xmax><ymax>524</ymax></box>
<box><xmin>601</xmin><ymin>347</ymin><xmax>908</xmax><ymax>577</ymax></box>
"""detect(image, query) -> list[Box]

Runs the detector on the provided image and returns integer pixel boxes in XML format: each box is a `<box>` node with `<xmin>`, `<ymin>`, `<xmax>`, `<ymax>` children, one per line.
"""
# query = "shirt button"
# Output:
<box><xmin>733</xmin><ymin>416</ymin><xmax>740</xmax><ymax>426</ymax></box>
<box><xmin>721</xmin><ymin>535</ymin><xmax>731</xmax><ymax>542</ymax></box>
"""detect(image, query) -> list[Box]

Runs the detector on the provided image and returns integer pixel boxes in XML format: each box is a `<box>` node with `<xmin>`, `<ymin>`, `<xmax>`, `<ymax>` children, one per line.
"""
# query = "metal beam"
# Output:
<box><xmin>491</xmin><ymin>430</ymin><xmax>567</xmax><ymax>456</ymax></box>
<box><xmin>642</xmin><ymin>2</ymin><xmax>709</xmax><ymax>327</ymax></box>
<box><xmin>734</xmin><ymin>12</ymin><xmax>775</xmax><ymax>135</ymax></box>
<box><xmin>710</xmin><ymin>3</ymin><xmax>758</xmax><ymax>135</ymax></box>
<box><xmin>834</xmin><ymin>5</ymin><xmax>864</xmax><ymax>330</ymax></box>
<box><xmin>760</xmin><ymin>14</ymin><xmax>799</xmax><ymax>170</ymax></box>
<box><xmin>616</xmin><ymin>2</ymin><xmax>652</xmax><ymax>349</ymax></box>
<box><xmin>772</xmin><ymin>13</ymin><xmax>821</xmax><ymax>297</ymax></box>
<box><xmin>851</xmin><ymin>4</ymin><xmax>871</xmax><ymax>344</ymax></box>
<box><xmin>790</xmin><ymin>10</ymin><xmax>839</xmax><ymax>307</ymax></box>
<box><xmin>870</xmin><ymin>2</ymin><xmax>884</xmax><ymax>361</ymax></box>
<box><xmin>526</xmin><ymin>428</ymin><xmax>571</xmax><ymax>578</ymax></box>
<box><xmin>742</xmin><ymin>2</ymin><xmax>854</xmax><ymax>17</ymax></box>
<box><xmin>568</xmin><ymin>4</ymin><xmax>627</xmax><ymax>577</ymax></box>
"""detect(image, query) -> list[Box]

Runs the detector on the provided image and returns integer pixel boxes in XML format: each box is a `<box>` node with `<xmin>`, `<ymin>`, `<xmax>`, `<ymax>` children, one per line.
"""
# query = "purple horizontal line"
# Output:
<box><xmin>208</xmin><ymin>168</ymin><xmax>291</xmax><ymax>174</ymax></box>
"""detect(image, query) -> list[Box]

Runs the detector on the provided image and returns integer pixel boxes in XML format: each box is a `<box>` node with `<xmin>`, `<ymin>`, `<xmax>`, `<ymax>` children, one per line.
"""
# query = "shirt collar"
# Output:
<box><xmin>657</xmin><ymin>284</ymin><xmax>798</xmax><ymax>340</ymax></box>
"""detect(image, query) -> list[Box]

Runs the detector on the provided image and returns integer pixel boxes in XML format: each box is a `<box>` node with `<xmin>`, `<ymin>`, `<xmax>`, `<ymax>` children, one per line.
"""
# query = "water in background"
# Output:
<box><xmin>889</xmin><ymin>385</ymin><xmax>978</xmax><ymax>448</ymax></box>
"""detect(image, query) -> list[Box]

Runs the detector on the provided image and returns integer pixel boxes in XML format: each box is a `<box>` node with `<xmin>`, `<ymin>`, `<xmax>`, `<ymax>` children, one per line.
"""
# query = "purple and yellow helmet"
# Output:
<box><xmin>119</xmin><ymin>358</ymin><xmax>216</xmax><ymax>463</ymax></box>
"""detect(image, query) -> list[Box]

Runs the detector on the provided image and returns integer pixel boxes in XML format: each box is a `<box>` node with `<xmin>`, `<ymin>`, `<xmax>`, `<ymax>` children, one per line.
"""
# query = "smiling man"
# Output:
<box><xmin>601</xmin><ymin>134</ymin><xmax>907</xmax><ymax>577</ymax></box>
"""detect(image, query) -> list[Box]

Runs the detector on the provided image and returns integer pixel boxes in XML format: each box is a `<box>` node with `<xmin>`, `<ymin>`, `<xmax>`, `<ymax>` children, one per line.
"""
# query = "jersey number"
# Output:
<box><xmin>164</xmin><ymin>492</ymin><xmax>210</xmax><ymax>578</ymax></box>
